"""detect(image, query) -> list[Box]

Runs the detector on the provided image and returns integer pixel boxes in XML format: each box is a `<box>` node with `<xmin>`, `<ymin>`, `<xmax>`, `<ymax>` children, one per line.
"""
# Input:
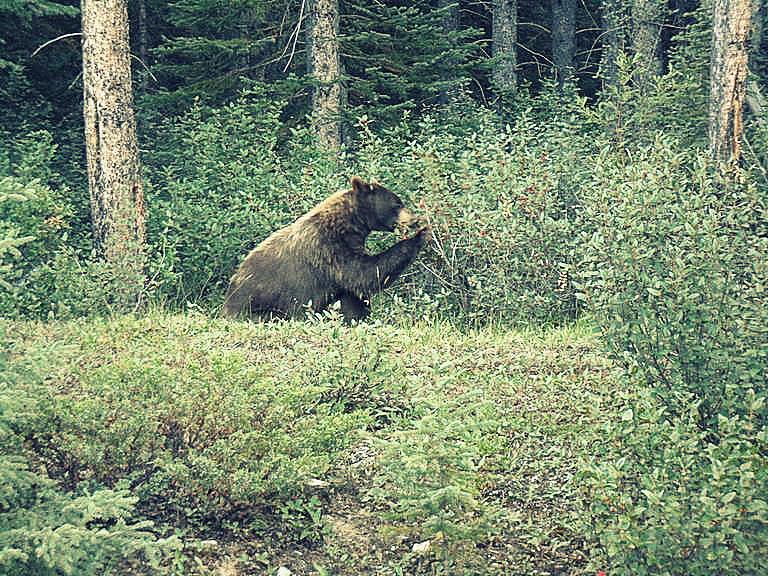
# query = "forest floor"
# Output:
<box><xmin>4</xmin><ymin>312</ymin><xmax>620</xmax><ymax>575</ymax></box>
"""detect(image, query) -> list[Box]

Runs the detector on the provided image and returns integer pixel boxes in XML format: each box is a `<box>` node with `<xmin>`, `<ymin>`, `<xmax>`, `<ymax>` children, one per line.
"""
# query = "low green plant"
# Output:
<box><xmin>580</xmin><ymin>387</ymin><xmax>768</xmax><ymax>575</ymax></box>
<box><xmin>354</xmin><ymin>98</ymin><xmax>597</xmax><ymax>325</ymax></box>
<box><xmin>0</xmin><ymin>347</ymin><xmax>177</xmax><ymax>576</ymax></box>
<box><xmin>9</xmin><ymin>314</ymin><xmax>379</xmax><ymax>541</ymax></box>
<box><xmin>369</xmin><ymin>389</ymin><xmax>503</xmax><ymax>570</ymax></box>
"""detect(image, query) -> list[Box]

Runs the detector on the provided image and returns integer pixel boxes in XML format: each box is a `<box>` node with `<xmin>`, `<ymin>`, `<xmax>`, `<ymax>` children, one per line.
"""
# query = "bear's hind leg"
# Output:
<box><xmin>339</xmin><ymin>293</ymin><xmax>371</xmax><ymax>323</ymax></box>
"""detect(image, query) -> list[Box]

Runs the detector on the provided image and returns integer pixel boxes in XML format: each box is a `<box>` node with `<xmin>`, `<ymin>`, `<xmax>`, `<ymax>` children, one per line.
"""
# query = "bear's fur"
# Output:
<box><xmin>221</xmin><ymin>176</ymin><xmax>429</xmax><ymax>322</ymax></box>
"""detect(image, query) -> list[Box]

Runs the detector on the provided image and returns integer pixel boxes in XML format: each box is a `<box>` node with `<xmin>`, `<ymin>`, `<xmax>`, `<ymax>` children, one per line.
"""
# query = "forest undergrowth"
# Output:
<box><xmin>2</xmin><ymin>312</ymin><xmax>617</xmax><ymax>575</ymax></box>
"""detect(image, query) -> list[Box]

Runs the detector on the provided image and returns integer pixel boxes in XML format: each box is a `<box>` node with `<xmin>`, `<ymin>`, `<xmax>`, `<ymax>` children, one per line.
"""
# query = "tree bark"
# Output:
<box><xmin>82</xmin><ymin>0</ymin><xmax>146</xmax><ymax>298</ymax></box>
<box><xmin>631</xmin><ymin>0</ymin><xmax>665</xmax><ymax>89</ymax></box>
<box><xmin>438</xmin><ymin>0</ymin><xmax>460</xmax><ymax>104</ymax></box>
<box><xmin>552</xmin><ymin>0</ymin><xmax>576</xmax><ymax>87</ymax></box>
<box><xmin>709</xmin><ymin>0</ymin><xmax>753</xmax><ymax>169</ymax></box>
<box><xmin>601</xmin><ymin>0</ymin><xmax>627</xmax><ymax>90</ymax></box>
<box><xmin>137</xmin><ymin>0</ymin><xmax>148</xmax><ymax>92</ymax></box>
<box><xmin>492</xmin><ymin>0</ymin><xmax>517</xmax><ymax>98</ymax></box>
<box><xmin>750</xmin><ymin>0</ymin><xmax>764</xmax><ymax>74</ymax></box>
<box><xmin>307</xmin><ymin>0</ymin><xmax>342</xmax><ymax>152</ymax></box>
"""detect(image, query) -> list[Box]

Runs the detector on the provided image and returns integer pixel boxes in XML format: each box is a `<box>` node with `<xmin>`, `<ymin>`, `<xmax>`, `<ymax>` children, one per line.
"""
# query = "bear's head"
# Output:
<box><xmin>351</xmin><ymin>176</ymin><xmax>418</xmax><ymax>232</ymax></box>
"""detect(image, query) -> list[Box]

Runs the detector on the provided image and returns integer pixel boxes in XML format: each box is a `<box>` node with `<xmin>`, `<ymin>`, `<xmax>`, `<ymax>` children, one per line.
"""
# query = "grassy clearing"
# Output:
<box><xmin>2</xmin><ymin>312</ymin><xmax>618</xmax><ymax>575</ymax></box>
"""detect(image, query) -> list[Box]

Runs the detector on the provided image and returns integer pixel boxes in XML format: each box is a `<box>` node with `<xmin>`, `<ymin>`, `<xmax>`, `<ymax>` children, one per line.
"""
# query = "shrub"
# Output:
<box><xmin>576</xmin><ymin>135</ymin><xmax>768</xmax><ymax>573</ymax></box>
<box><xmin>0</xmin><ymin>132</ymin><xmax>116</xmax><ymax>320</ymax></box>
<box><xmin>0</xmin><ymin>342</ymin><xmax>176</xmax><ymax>576</ymax></box>
<box><xmin>580</xmin><ymin>388</ymin><xmax>768</xmax><ymax>575</ymax></box>
<box><xmin>143</xmin><ymin>90</ymin><xmax>342</xmax><ymax>306</ymax></box>
<box><xmin>578</xmin><ymin>138</ymin><xmax>767</xmax><ymax>430</ymax></box>
<box><xmin>353</xmin><ymin>97</ymin><xmax>597</xmax><ymax>325</ymax></box>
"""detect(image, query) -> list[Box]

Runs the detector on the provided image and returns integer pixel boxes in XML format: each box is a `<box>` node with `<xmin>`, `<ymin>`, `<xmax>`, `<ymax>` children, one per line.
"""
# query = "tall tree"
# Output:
<box><xmin>438</xmin><ymin>0</ymin><xmax>460</xmax><ymax>104</ymax></box>
<box><xmin>601</xmin><ymin>0</ymin><xmax>627</xmax><ymax>90</ymax></box>
<box><xmin>631</xmin><ymin>0</ymin><xmax>665</xmax><ymax>89</ymax></box>
<box><xmin>747</xmin><ymin>1</ymin><xmax>765</xmax><ymax>123</ymax></box>
<box><xmin>307</xmin><ymin>0</ymin><xmax>342</xmax><ymax>151</ymax></box>
<box><xmin>709</xmin><ymin>0</ymin><xmax>753</xmax><ymax>168</ymax></box>
<box><xmin>552</xmin><ymin>0</ymin><xmax>577</xmax><ymax>86</ymax></box>
<box><xmin>492</xmin><ymin>0</ymin><xmax>517</xmax><ymax>98</ymax></box>
<box><xmin>82</xmin><ymin>0</ymin><xmax>146</xmax><ymax>298</ymax></box>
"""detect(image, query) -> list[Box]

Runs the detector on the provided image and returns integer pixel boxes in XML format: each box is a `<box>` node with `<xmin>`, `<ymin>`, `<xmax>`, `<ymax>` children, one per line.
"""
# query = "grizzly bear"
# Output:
<box><xmin>221</xmin><ymin>176</ymin><xmax>429</xmax><ymax>322</ymax></box>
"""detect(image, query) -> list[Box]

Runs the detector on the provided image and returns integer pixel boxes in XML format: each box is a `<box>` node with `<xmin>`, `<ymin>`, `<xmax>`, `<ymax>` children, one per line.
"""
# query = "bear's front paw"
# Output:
<box><xmin>415</xmin><ymin>225</ymin><xmax>432</xmax><ymax>244</ymax></box>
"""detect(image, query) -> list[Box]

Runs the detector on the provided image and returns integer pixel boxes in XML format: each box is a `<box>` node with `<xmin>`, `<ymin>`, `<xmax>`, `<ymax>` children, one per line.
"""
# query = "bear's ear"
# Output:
<box><xmin>351</xmin><ymin>176</ymin><xmax>371</xmax><ymax>194</ymax></box>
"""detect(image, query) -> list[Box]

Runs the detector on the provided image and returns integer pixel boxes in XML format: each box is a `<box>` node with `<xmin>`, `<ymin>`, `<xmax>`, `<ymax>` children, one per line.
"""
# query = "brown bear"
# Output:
<box><xmin>221</xmin><ymin>176</ymin><xmax>429</xmax><ymax>322</ymax></box>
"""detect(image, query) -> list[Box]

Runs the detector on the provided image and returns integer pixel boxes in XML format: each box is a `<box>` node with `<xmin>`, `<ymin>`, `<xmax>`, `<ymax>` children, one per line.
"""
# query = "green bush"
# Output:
<box><xmin>0</xmin><ymin>132</ymin><xmax>118</xmax><ymax>320</ymax></box>
<box><xmin>139</xmin><ymin>89</ymin><xmax>603</xmax><ymax>325</ymax></box>
<box><xmin>0</xmin><ymin>343</ymin><xmax>176</xmax><ymax>576</ymax></box>
<box><xmin>578</xmin><ymin>138</ymin><xmax>767</xmax><ymax>430</ymax></box>
<box><xmin>580</xmin><ymin>387</ymin><xmax>768</xmax><ymax>575</ymax></box>
<box><xmin>576</xmin><ymin>134</ymin><xmax>768</xmax><ymax>573</ymax></box>
<box><xmin>353</xmin><ymin>97</ymin><xmax>597</xmax><ymax>325</ymax></box>
<box><xmin>143</xmin><ymin>90</ymin><xmax>342</xmax><ymax>306</ymax></box>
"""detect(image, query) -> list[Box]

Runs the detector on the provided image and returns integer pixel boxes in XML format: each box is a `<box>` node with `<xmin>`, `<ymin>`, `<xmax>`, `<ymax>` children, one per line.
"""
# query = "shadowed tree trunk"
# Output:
<box><xmin>709</xmin><ymin>0</ymin><xmax>753</xmax><ymax>169</ymax></box>
<box><xmin>438</xmin><ymin>0</ymin><xmax>460</xmax><ymax>104</ymax></box>
<box><xmin>492</xmin><ymin>0</ymin><xmax>517</xmax><ymax>98</ymax></box>
<box><xmin>82</xmin><ymin>0</ymin><xmax>146</xmax><ymax>302</ymax></box>
<box><xmin>137</xmin><ymin>0</ymin><xmax>148</xmax><ymax>91</ymax></box>
<box><xmin>747</xmin><ymin>1</ymin><xmax>765</xmax><ymax>129</ymax></box>
<box><xmin>631</xmin><ymin>0</ymin><xmax>665</xmax><ymax>89</ymax></box>
<box><xmin>601</xmin><ymin>0</ymin><xmax>627</xmax><ymax>90</ymax></box>
<box><xmin>552</xmin><ymin>0</ymin><xmax>576</xmax><ymax>87</ymax></box>
<box><xmin>307</xmin><ymin>0</ymin><xmax>342</xmax><ymax>152</ymax></box>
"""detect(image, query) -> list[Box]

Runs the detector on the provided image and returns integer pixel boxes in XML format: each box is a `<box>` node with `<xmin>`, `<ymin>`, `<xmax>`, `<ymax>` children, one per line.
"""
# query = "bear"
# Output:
<box><xmin>221</xmin><ymin>176</ymin><xmax>429</xmax><ymax>322</ymax></box>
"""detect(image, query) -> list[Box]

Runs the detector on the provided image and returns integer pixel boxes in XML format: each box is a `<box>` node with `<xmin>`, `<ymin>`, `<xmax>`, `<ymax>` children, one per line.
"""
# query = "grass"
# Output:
<box><xmin>2</xmin><ymin>311</ymin><xmax>619</xmax><ymax>575</ymax></box>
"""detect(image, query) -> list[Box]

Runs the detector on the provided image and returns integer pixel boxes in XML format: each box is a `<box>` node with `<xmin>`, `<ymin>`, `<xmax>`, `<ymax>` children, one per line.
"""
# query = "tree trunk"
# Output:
<box><xmin>438</xmin><ymin>0</ymin><xmax>460</xmax><ymax>104</ymax></box>
<box><xmin>552</xmin><ymin>0</ymin><xmax>576</xmax><ymax>87</ymax></box>
<box><xmin>307</xmin><ymin>0</ymin><xmax>342</xmax><ymax>152</ymax></box>
<box><xmin>753</xmin><ymin>0</ymin><xmax>764</xmax><ymax>53</ymax></box>
<box><xmin>709</xmin><ymin>0</ymin><xmax>753</xmax><ymax>169</ymax></box>
<box><xmin>137</xmin><ymin>0</ymin><xmax>149</xmax><ymax>92</ymax></box>
<box><xmin>601</xmin><ymin>0</ymin><xmax>627</xmax><ymax>90</ymax></box>
<box><xmin>82</xmin><ymin>0</ymin><xmax>146</xmax><ymax>300</ymax></box>
<box><xmin>631</xmin><ymin>0</ymin><xmax>665</xmax><ymax>89</ymax></box>
<box><xmin>750</xmin><ymin>0</ymin><xmax>764</xmax><ymax>74</ymax></box>
<box><xmin>492</xmin><ymin>0</ymin><xmax>517</xmax><ymax>98</ymax></box>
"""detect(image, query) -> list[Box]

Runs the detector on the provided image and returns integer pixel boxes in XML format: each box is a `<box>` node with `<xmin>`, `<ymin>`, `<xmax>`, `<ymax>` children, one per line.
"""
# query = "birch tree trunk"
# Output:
<box><xmin>82</xmin><ymin>0</ymin><xmax>146</xmax><ymax>300</ymax></box>
<box><xmin>631</xmin><ymin>0</ymin><xmax>665</xmax><ymax>89</ymax></box>
<box><xmin>552</xmin><ymin>0</ymin><xmax>576</xmax><ymax>87</ymax></box>
<box><xmin>601</xmin><ymin>0</ymin><xmax>627</xmax><ymax>90</ymax></box>
<box><xmin>492</xmin><ymin>0</ymin><xmax>517</xmax><ymax>98</ymax></box>
<box><xmin>709</xmin><ymin>0</ymin><xmax>753</xmax><ymax>168</ymax></box>
<box><xmin>307</xmin><ymin>0</ymin><xmax>342</xmax><ymax>152</ymax></box>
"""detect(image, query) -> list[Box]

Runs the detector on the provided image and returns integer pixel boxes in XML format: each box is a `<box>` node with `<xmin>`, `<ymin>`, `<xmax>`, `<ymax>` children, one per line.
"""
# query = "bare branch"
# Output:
<box><xmin>32</xmin><ymin>32</ymin><xmax>82</xmax><ymax>57</ymax></box>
